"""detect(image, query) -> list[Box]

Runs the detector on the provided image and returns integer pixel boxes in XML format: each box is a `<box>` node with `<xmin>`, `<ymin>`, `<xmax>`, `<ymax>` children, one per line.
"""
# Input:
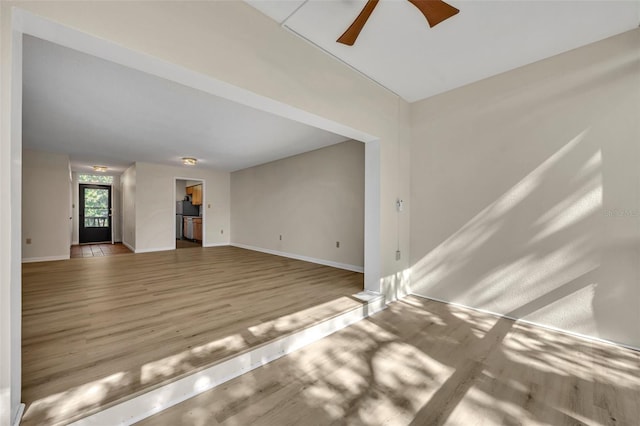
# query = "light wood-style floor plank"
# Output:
<box><xmin>138</xmin><ymin>295</ymin><xmax>640</xmax><ymax>426</ymax></box>
<box><xmin>21</xmin><ymin>246</ymin><xmax>363</xmax><ymax>426</ymax></box>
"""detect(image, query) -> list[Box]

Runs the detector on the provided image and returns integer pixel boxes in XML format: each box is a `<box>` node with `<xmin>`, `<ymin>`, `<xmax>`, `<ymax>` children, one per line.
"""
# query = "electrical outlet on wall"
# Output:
<box><xmin>395</xmin><ymin>250</ymin><xmax>401</xmax><ymax>261</ymax></box>
<box><xmin>279</xmin><ymin>235</ymin><xmax>282</xmax><ymax>241</ymax></box>
<box><xmin>336</xmin><ymin>241</ymin><xmax>340</xmax><ymax>248</ymax></box>
<box><xmin>26</xmin><ymin>238</ymin><xmax>32</xmax><ymax>245</ymax></box>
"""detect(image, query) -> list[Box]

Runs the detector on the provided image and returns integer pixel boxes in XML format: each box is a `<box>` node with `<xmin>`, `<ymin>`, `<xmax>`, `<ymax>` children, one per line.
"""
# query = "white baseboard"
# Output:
<box><xmin>22</xmin><ymin>255</ymin><xmax>70</xmax><ymax>263</ymax></box>
<box><xmin>202</xmin><ymin>242</ymin><xmax>228</xmax><ymax>248</ymax></box>
<box><xmin>69</xmin><ymin>296</ymin><xmax>383</xmax><ymax>426</ymax></box>
<box><xmin>12</xmin><ymin>403</ymin><xmax>25</xmax><ymax>426</ymax></box>
<box><xmin>410</xmin><ymin>293</ymin><xmax>640</xmax><ymax>353</ymax></box>
<box><xmin>353</xmin><ymin>291</ymin><xmax>387</xmax><ymax>315</ymax></box>
<box><xmin>121</xmin><ymin>241</ymin><xmax>135</xmax><ymax>252</ymax></box>
<box><xmin>133</xmin><ymin>246</ymin><xmax>175</xmax><ymax>254</ymax></box>
<box><xmin>231</xmin><ymin>243</ymin><xmax>364</xmax><ymax>273</ymax></box>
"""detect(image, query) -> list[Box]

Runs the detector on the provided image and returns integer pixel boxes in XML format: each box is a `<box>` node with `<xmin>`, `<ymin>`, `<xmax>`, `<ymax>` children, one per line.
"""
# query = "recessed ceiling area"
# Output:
<box><xmin>22</xmin><ymin>35</ymin><xmax>349</xmax><ymax>173</ymax></box>
<box><xmin>247</xmin><ymin>0</ymin><xmax>640</xmax><ymax>102</ymax></box>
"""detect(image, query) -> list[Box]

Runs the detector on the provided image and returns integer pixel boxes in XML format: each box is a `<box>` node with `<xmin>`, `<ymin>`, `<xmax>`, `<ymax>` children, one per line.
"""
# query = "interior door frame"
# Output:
<box><xmin>174</xmin><ymin>177</ymin><xmax>205</xmax><ymax>249</ymax></box>
<box><xmin>6</xmin><ymin>10</ymin><xmax>382</xmax><ymax>424</ymax></box>
<box><xmin>74</xmin><ymin>179</ymin><xmax>115</xmax><ymax>245</ymax></box>
<box><xmin>78</xmin><ymin>183</ymin><xmax>113</xmax><ymax>244</ymax></box>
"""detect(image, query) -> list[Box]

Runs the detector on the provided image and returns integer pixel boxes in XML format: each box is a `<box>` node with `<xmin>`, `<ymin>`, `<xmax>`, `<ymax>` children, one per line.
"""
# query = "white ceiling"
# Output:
<box><xmin>22</xmin><ymin>35</ymin><xmax>349</xmax><ymax>173</ymax></box>
<box><xmin>247</xmin><ymin>0</ymin><xmax>640</xmax><ymax>102</ymax></box>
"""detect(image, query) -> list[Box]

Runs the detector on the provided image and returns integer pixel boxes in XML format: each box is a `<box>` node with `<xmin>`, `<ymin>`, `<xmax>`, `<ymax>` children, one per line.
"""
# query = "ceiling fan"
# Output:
<box><xmin>337</xmin><ymin>0</ymin><xmax>460</xmax><ymax>46</ymax></box>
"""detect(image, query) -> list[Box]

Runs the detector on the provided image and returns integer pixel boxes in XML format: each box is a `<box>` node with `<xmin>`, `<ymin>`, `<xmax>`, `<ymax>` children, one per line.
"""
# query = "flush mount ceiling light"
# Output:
<box><xmin>182</xmin><ymin>157</ymin><xmax>197</xmax><ymax>166</ymax></box>
<box><xmin>93</xmin><ymin>165</ymin><xmax>108</xmax><ymax>172</ymax></box>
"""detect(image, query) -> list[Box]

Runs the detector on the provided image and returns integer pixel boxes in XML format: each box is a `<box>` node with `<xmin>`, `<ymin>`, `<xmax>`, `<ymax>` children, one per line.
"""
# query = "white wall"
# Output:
<box><xmin>134</xmin><ymin>162</ymin><xmax>229</xmax><ymax>251</ymax></box>
<box><xmin>0</xmin><ymin>5</ymin><xmax>21</xmax><ymax>423</ymax></box>
<box><xmin>21</xmin><ymin>149</ymin><xmax>71</xmax><ymax>261</ymax></box>
<box><xmin>121</xmin><ymin>164</ymin><xmax>136</xmax><ymax>250</ymax></box>
<box><xmin>175</xmin><ymin>179</ymin><xmax>186</xmax><ymax>201</ymax></box>
<box><xmin>231</xmin><ymin>140</ymin><xmax>364</xmax><ymax>270</ymax></box>
<box><xmin>410</xmin><ymin>29</ymin><xmax>640</xmax><ymax>348</ymax></box>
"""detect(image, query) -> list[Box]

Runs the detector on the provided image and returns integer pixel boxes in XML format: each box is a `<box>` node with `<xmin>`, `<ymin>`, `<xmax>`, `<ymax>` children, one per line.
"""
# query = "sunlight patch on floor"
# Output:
<box><xmin>140</xmin><ymin>297</ymin><xmax>360</xmax><ymax>385</ymax></box>
<box><xmin>24</xmin><ymin>372</ymin><xmax>127</xmax><ymax>424</ymax></box>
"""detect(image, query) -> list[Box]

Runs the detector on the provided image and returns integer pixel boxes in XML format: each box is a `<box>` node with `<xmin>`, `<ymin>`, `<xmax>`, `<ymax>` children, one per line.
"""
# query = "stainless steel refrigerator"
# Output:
<box><xmin>176</xmin><ymin>200</ymin><xmax>199</xmax><ymax>239</ymax></box>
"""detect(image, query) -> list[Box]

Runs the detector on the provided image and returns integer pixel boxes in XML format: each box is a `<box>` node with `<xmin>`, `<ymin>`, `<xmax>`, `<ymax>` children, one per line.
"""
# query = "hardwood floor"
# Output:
<box><xmin>70</xmin><ymin>242</ymin><xmax>132</xmax><ymax>258</ymax></box>
<box><xmin>21</xmin><ymin>246</ymin><xmax>364</xmax><ymax>426</ymax></box>
<box><xmin>139</xmin><ymin>295</ymin><xmax>640</xmax><ymax>426</ymax></box>
<box><xmin>176</xmin><ymin>239</ymin><xmax>202</xmax><ymax>249</ymax></box>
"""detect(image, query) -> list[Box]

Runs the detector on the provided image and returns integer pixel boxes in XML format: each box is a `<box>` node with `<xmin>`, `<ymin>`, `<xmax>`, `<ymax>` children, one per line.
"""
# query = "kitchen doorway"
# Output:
<box><xmin>175</xmin><ymin>178</ymin><xmax>204</xmax><ymax>249</ymax></box>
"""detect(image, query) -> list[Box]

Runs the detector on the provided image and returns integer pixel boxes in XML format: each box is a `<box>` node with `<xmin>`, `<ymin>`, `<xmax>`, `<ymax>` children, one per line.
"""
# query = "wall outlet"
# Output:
<box><xmin>26</xmin><ymin>238</ymin><xmax>32</xmax><ymax>245</ymax></box>
<box><xmin>279</xmin><ymin>235</ymin><xmax>282</xmax><ymax>240</ymax></box>
<box><xmin>336</xmin><ymin>241</ymin><xmax>340</xmax><ymax>248</ymax></box>
<box><xmin>208</xmin><ymin>204</ymin><xmax>211</xmax><ymax>208</ymax></box>
<box><xmin>220</xmin><ymin>229</ymin><xmax>223</xmax><ymax>234</ymax></box>
<box><xmin>395</xmin><ymin>250</ymin><xmax>401</xmax><ymax>261</ymax></box>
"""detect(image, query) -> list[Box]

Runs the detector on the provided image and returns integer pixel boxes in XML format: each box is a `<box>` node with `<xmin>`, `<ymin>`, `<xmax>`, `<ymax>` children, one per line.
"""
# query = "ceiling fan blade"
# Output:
<box><xmin>408</xmin><ymin>0</ymin><xmax>459</xmax><ymax>28</ymax></box>
<box><xmin>337</xmin><ymin>0</ymin><xmax>380</xmax><ymax>46</ymax></box>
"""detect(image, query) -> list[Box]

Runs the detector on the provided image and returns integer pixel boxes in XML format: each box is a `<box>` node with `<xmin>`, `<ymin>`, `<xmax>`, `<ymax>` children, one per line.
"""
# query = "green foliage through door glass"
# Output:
<box><xmin>84</xmin><ymin>188</ymin><xmax>109</xmax><ymax>228</ymax></box>
<box><xmin>78</xmin><ymin>174</ymin><xmax>113</xmax><ymax>184</ymax></box>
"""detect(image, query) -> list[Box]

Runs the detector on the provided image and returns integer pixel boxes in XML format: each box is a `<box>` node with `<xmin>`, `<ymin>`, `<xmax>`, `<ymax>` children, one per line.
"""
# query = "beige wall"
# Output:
<box><xmin>410</xmin><ymin>29</ymin><xmax>640</xmax><ymax>348</ymax></box>
<box><xmin>121</xmin><ymin>164</ymin><xmax>136</xmax><ymax>250</ymax></box>
<box><xmin>232</xmin><ymin>140</ymin><xmax>364</xmax><ymax>269</ymax></box>
<box><xmin>134</xmin><ymin>162</ymin><xmax>229</xmax><ymax>251</ymax></box>
<box><xmin>22</xmin><ymin>149</ymin><xmax>71</xmax><ymax>261</ymax></box>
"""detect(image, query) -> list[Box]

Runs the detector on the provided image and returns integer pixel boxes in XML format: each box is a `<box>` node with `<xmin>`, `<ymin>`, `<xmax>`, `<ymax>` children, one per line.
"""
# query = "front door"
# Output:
<box><xmin>79</xmin><ymin>184</ymin><xmax>112</xmax><ymax>244</ymax></box>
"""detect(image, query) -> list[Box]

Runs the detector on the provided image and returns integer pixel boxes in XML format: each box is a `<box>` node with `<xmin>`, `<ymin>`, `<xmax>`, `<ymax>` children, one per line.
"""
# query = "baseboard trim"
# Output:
<box><xmin>202</xmin><ymin>242</ymin><xmax>228</xmax><ymax>248</ymax></box>
<box><xmin>122</xmin><ymin>241</ymin><xmax>135</xmax><ymax>252</ymax></box>
<box><xmin>134</xmin><ymin>246</ymin><xmax>175</xmax><ymax>254</ymax></box>
<box><xmin>69</xmin><ymin>296</ymin><xmax>384</xmax><ymax>426</ymax></box>
<box><xmin>12</xmin><ymin>403</ymin><xmax>25</xmax><ymax>426</ymax></box>
<box><xmin>231</xmin><ymin>243</ymin><xmax>364</xmax><ymax>273</ymax></box>
<box><xmin>22</xmin><ymin>255</ymin><xmax>70</xmax><ymax>263</ymax></box>
<box><xmin>410</xmin><ymin>293</ymin><xmax>640</xmax><ymax>353</ymax></box>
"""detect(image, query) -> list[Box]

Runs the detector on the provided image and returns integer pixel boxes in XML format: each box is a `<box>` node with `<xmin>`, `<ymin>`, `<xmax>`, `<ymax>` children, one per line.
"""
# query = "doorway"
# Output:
<box><xmin>6</xmin><ymin>12</ymin><xmax>383</xmax><ymax>425</ymax></box>
<box><xmin>175</xmin><ymin>178</ymin><xmax>204</xmax><ymax>249</ymax></box>
<box><xmin>79</xmin><ymin>184</ymin><xmax>112</xmax><ymax>244</ymax></box>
